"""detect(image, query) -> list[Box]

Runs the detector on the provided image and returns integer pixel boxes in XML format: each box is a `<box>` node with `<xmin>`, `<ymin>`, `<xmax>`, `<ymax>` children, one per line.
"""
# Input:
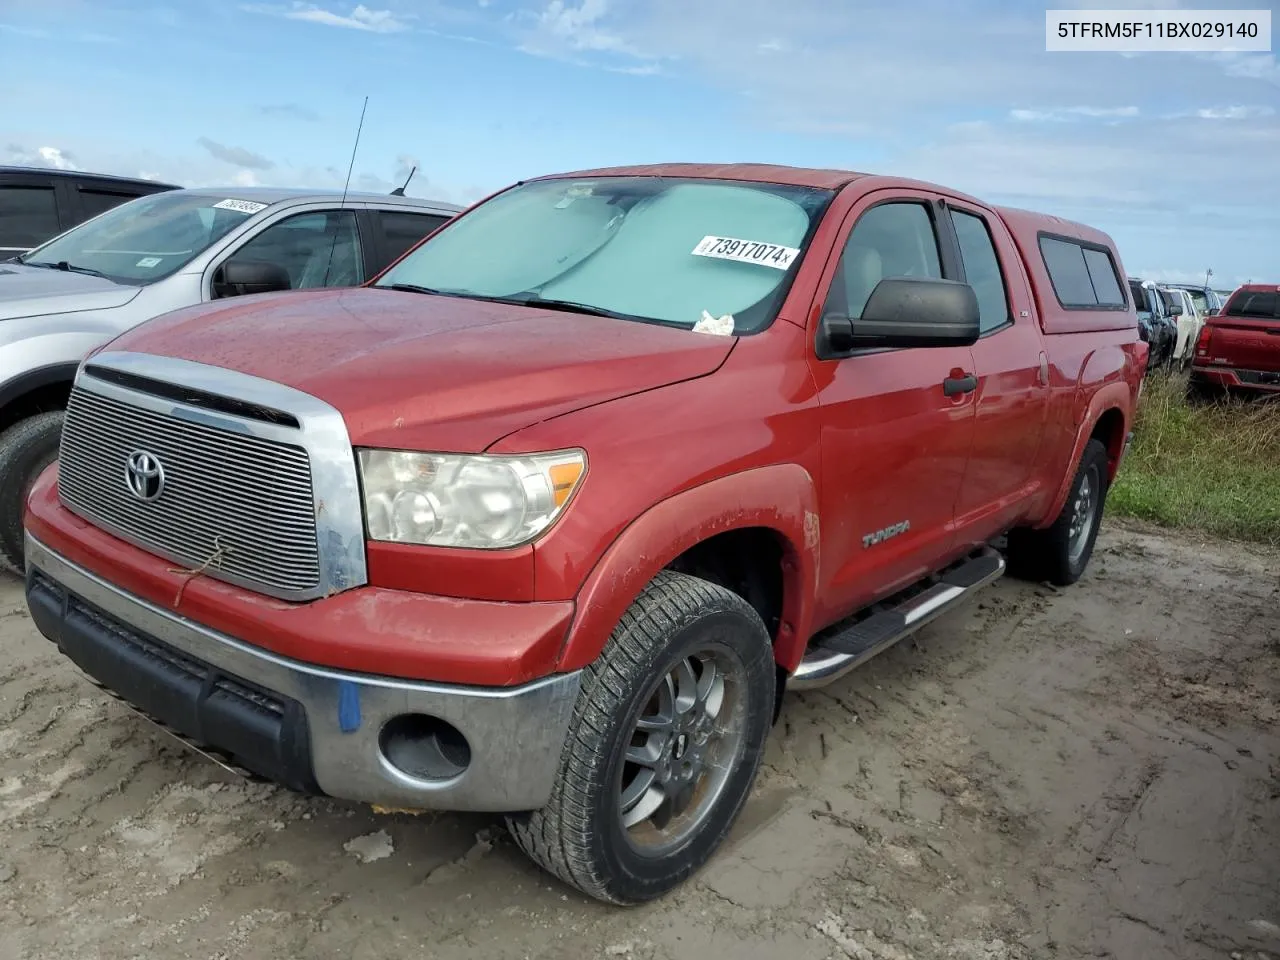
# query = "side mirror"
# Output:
<box><xmin>1167</xmin><ymin>302</ymin><xmax>1183</xmax><ymax>317</ymax></box>
<box><xmin>212</xmin><ymin>259</ymin><xmax>292</xmax><ymax>299</ymax></box>
<box><xmin>820</xmin><ymin>277</ymin><xmax>981</xmax><ymax>356</ymax></box>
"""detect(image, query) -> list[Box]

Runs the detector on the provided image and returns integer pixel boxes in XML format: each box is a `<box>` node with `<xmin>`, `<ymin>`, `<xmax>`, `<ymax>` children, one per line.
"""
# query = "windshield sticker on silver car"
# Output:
<box><xmin>212</xmin><ymin>198</ymin><xmax>268</xmax><ymax>215</ymax></box>
<box><xmin>135</xmin><ymin>257</ymin><xmax>162</xmax><ymax>268</ymax></box>
<box><xmin>692</xmin><ymin>235</ymin><xmax>799</xmax><ymax>270</ymax></box>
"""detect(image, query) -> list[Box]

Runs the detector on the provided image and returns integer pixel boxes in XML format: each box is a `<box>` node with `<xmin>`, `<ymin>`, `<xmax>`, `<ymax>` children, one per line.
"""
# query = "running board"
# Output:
<box><xmin>789</xmin><ymin>547</ymin><xmax>1006</xmax><ymax>692</ymax></box>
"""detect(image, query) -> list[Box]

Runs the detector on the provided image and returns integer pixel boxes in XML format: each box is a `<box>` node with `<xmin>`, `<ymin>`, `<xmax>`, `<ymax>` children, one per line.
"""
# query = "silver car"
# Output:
<box><xmin>0</xmin><ymin>186</ymin><xmax>462</xmax><ymax>570</ymax></box>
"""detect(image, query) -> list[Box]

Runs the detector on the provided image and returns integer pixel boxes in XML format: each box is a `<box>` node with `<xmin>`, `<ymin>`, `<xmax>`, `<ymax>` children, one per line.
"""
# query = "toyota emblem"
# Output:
<box><xmin>124</xmin><ymin>450</ymin><xmax>166</xmax><ymax>502</ymax></box>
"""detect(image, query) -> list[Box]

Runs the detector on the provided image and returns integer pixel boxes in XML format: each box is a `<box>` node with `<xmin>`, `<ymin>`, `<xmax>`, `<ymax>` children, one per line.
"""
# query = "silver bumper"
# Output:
<box><xmin>25</xmin><ymin>534</ymin><xmax>581</xmax><ymax>813</ymax></box>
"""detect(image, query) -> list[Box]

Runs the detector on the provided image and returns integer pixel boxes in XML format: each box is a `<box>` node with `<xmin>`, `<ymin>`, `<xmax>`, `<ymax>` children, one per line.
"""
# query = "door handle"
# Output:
<box><xmin>943</xmin><ymin>373</ymin><xmax>978</xmax><ymax>397</ymax></box>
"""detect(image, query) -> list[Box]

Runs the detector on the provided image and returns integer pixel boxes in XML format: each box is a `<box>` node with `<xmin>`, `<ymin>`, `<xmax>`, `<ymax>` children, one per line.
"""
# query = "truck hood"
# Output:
<box><xmin>104</xmin><ymin>287</ymin><xmax>737</xmax><ymax>452</ymax></box>
<box><xmin>0</xmin><ymin>262</ymin><xmax>142</xmax><ymax>320</ymax></box>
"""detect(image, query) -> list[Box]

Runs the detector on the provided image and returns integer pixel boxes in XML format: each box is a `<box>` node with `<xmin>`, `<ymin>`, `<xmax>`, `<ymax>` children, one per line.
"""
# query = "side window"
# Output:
<box><xmin>78</xmin><ymin>188</ymin><xmax>139</xmax><ymax>221</ymax></box>
<box><xmin>227</xmin><ymin>210</ymin><xmax>364</xmax><ymax>289</ymax></box>
<box><xmin>825</xmin><ymin>202</ymin><xmax>942</xmax><ymax>319</ymax></box>
<box><xmin>1039</xmin><ymin>236</ymin><xmax>1125</xmax><ymax>309</ymax></box>
<box><xmin>951</xmin><ymin>210</ymin><xmax>1011</xmax><ymax>334</ymax></box>
<box><xmin>1082</xmin><ymin>249</ymin><xmax>1124</xmax><ymax>305</ymax></box>
<box><xmin>378</xmin><ymin>211</ymin><xmax>449</xmax><ymax>266</ymax></box>
<box><xmin>0</xmin><ymin>184</ymin><xmax>60</xmax><ymax>250</ymax></box>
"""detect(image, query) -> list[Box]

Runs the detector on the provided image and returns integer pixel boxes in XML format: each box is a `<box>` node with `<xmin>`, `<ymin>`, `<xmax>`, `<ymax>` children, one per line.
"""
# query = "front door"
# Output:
<box><xmin>807</xmin><ymin>191</ymin><xmax>978</xmax><ymax>628</ymax></box>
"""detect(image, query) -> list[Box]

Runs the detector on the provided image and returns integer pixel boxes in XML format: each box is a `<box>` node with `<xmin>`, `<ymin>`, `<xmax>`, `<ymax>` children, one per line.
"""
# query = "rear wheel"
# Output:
<box><xmin>1007</xmin><ymin>437</ymin><xmax>1109</xmax><ymax>587</ymax></box>
<box><xmin>507</xmin><ymin>570</ymin><xmax>775</xmax><ymax>904</ymax></box>
<box><xmin>0</xmin><ymin>412</ymin><xmax>64</xmax><ymax>573</ymax></box>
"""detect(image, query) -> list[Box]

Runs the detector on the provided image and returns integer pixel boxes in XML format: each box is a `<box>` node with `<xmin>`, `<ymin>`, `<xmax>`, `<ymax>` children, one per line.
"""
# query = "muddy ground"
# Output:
<box><xmin>0</xmin><ymin>523</ymin><xmax>1276</xmax><ymax>960</ymax></box>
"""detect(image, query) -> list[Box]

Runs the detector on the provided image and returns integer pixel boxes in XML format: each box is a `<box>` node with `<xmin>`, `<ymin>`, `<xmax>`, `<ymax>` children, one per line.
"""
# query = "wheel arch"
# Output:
<box><xmin>1039</xmin><ymin>384</ymin><xmax>1132</xmax><ymax>527</ymax></box>
<box><xmin>555</xmin><ymin>463</ymin><xmax>820</xmax><ymax>676</ymax></box>
<box><xmin>0</xmin><ymin>363</ymin><xmax>77</xmax><ymax>435</ymax></box>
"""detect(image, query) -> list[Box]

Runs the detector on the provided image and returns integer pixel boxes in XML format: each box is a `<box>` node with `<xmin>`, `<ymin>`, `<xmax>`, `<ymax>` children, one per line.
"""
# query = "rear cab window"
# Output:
<box><xmin>1039</xmin><ymin>236</ymin><xmax>1126</xmax><ymax>309</ymax></box>
<box><xmin>1224</xmin><ymin>290</ymin><xmax>1279</xmax><ymax>318</ymax></box>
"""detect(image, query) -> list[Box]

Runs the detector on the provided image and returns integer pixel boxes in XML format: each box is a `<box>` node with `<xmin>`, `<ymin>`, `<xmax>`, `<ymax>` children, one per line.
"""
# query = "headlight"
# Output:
<box><xmin>358</xmin><ymin>448</ymin><xmax>586</xmax><ymax>549</ymax></box>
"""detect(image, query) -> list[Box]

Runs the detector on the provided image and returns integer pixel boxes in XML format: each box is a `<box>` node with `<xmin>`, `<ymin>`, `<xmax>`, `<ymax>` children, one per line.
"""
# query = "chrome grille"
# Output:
<box><xmin>57</xmin><ymin>383</ymin><xmax>321</xmax><ymax>597</ymax></box>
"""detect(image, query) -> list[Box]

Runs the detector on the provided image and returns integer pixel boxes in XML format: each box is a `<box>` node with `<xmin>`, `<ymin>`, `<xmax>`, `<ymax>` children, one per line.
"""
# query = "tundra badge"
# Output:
<box><xmin>863</xmin><ymin>520</ymin><xmax>910</xmax><ymax>549</ymax></box>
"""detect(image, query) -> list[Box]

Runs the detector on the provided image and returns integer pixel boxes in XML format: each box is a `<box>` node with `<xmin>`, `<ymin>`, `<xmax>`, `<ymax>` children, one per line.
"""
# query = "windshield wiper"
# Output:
<box><xmin>24</xmin><ymin>260</ymin><xmax>109</xmax><ymax>279</ymax></box>
<box><xmin>379</xmin><ymin>285</ymin><xmax>651</xmax><ymax>324</ymax></box>
<box><xmin>496</xmin><ymin>295</ymin><xmax>645</xmax><ymax>323</ymax></box>
<box><xmin>382</xmin><ymin>283</ymin><xmax>451</xmax><ymax>296</ymax></box>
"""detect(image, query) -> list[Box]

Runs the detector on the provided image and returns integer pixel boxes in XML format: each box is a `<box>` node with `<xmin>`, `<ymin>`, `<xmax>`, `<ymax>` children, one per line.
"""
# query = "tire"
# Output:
<box><xmin>0</xmin><ymin>411</ymin><xmax>64</xmax><ymax>573</ymax></box>
<box><xmin>1006</xmin><ymin>437</ymin><xmax>1109</xmax><ymax>587</ymax></box>
<box><xmin>506</xmin><ymin>570</ymin><xmax>776</xmax><ymax>904</ymax></box>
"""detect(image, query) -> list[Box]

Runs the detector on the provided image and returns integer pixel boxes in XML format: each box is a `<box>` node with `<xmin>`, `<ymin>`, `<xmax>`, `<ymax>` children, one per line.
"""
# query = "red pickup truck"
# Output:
<box><xmin>1189</xmin><ymin>283</ymin><xmax>1280</xmax><ymax>397</ymax></box>
<box><xmin>22</xmin><ymin>164</ymin><xmax>1146</xmax><ymax>904</ymax></box>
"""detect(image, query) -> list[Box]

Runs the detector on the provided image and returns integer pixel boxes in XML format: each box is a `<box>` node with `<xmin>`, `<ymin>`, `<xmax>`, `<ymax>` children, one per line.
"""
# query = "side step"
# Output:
<box><xmin>789</xmin><ymin>547</ymin><xmax>1006</xmax><ymax>692</ymax></box>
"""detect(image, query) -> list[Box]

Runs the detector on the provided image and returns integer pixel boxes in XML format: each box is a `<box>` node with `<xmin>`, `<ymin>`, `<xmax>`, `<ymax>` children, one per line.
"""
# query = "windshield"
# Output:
<box><xmin>1182</xmin><ymin>288</ymin><xmax>1209</xmax><ymax>314</ymax></box>
<box><xmin>21</xmin><ymin>191</ymin><xmax>269</xmax><ymax>284</ymax></box>
<box><xmin>373</xmin><ymin>176</ymin><xmax>834</xmax><ymax>333</ymax></box>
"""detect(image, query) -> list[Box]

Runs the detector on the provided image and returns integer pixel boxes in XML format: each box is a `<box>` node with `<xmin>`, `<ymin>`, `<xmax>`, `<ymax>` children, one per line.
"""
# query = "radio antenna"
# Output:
<box><xmin>322</xmin><ymin>94</ymin><xmax>369</xmax><ymax>287</ymax></box>
<box><xmin>390</xmin><ymin>165</ymin><xmax>415</xmax><ymax>196</ymax></box>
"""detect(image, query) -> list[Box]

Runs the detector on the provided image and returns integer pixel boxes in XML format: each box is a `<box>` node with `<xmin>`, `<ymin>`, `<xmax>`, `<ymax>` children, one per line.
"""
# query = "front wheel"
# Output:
<box><xmin>0</xmin><ymin>411</ymin><xmax>65</xmax><ymax>573</ymax></box>
<box><xmin>1007</xmin><ymin>437</ymin><xmax>1110</xmax><ymax>586</ymax></box>
<box><xmin>507</xmin><ymin>570</ymin><xmax>776</xmax><ymax>904</ymax></box>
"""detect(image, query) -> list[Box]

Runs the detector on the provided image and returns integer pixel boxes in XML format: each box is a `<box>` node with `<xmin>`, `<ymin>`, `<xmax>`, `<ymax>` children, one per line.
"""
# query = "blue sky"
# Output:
<box><xmin>1</xmin><ymin>0</ymin><xmax>1277</xmax><ymax>287</ymax></box>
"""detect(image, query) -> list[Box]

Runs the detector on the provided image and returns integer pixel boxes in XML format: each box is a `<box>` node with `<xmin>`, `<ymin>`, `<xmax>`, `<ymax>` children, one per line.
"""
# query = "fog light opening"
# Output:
<box><xmin>379</xmin><ymin>713</ymin><xmax>471</xmax><ymax>781</ymax></box>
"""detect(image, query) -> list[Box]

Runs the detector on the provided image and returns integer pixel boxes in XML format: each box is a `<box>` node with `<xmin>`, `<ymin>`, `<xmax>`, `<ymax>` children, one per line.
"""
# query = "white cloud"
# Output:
<box><xmin>1207</xmin><ymin>51</ymin><xmax>1280</xmax><ymax>84</ymax></box>
<box><xmin>519</xmin><ymin>0</ymin><xmax>663</xmax><ymax>71</ymax></box>
<box><xmin>1194</xmin><ymin>105</ymin><xmax>1275</xmax><ymax>119</ymax></box>
<box><xmin>242</xmin><ymin>2</ymin><xmax>411</xmax><ymax>33</ymax></box>
<box><xmin>4</xmin><ymin>144</ymin><xmax>79</xmax><ymax>170</ymax></box>
<box><xmin>1011</xmin><ymin>105</ymin><xmax>1140</xmax><ymax>122</ymax></box>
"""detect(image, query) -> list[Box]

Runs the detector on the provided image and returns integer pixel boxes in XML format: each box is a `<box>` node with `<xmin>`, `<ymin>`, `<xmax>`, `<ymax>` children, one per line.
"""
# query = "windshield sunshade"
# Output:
<box><xmin>374</xmin><ymin>176</ymin><xmax>833</xmax><ymax>333</ymax></box>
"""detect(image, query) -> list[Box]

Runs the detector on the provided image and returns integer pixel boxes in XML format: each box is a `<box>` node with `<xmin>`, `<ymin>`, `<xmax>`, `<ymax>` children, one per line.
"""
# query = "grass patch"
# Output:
<box><xmin>1108</xmin><ymin>372</ymin><xmax>1280</xmax><ymax>546</ymax></box>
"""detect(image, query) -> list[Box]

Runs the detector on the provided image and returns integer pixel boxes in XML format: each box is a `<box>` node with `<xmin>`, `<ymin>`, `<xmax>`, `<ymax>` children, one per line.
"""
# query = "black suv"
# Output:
<box><xmin>1127</xmin><ymin>277</ymin><xmax>1178</xmax><ymax>371</ymax></box>
<box><xmin>0</xmin><ymin>166</ymin><xmax>179</xmax><ymax>258</ymax></box>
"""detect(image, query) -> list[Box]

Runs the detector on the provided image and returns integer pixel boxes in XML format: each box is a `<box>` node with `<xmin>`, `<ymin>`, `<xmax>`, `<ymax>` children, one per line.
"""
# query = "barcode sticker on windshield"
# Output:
<box><xmin>212</xmin><ymin>198</ymin><xmax>268</xmax><ymax>215</ymax></box>
<box><xmin>135</xmin><ymin>257</ymin><xmax>162</xmax><ymax>268</ymax></box>
<box><xmin>692</xmin><ymin>236</ymin><xmax>799</xmax><ymax>270</ymax></box>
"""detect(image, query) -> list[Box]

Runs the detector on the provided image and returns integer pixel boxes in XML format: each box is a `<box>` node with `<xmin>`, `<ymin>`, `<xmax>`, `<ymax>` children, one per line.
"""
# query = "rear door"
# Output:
<box><xmin>370</xmin><ymin>208</ymin><xmax>452</xmax><ymax>273</ymax></box>
<box><xmin>944</xmin><ymin>201</ymin><xmax>1051</xmax><ymax>541</ymax></box>
<box><xmin>1211</xmin><ymin>289</ymin><xmax>1280</xmax><ymax>375</ymax></box>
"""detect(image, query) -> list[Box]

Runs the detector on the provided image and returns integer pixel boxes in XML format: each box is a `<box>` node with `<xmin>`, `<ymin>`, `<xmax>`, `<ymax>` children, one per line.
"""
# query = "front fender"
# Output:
<box><xmin>557</xmin><ymin>463</ymin><xmax>820</xmax><ymax>674</ymax></box>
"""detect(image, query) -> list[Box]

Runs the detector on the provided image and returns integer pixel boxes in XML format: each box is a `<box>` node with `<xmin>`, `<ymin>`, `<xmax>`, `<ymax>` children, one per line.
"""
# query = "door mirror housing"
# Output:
<box><xmin>213</xmin><ymin>259</ymin><xmax>292</xmax><ymax>299</ymax></box>
<box><xmin>819</xmin><ymin>277</ymin><xmax>981</xmax><ymax>356</ymax></box>
<box><xmin>1167</xmin><ymin>301</ymin><xmax>1184</xmax><ymax>317</ymax></box>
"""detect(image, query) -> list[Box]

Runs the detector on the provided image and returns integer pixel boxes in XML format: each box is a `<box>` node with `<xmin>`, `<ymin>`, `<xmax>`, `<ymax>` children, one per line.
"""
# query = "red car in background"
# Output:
<box><xmin>1190</xmin><ymin>284</ymin><xmax>1280</xmax><ymax>399</ymax></box>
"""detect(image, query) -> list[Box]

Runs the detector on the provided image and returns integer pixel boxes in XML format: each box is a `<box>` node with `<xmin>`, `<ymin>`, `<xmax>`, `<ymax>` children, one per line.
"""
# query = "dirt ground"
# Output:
<box><xmin>0</xmin><ymin>522</ymin><xmax>1276</xmax><ymax>960</ymax></box>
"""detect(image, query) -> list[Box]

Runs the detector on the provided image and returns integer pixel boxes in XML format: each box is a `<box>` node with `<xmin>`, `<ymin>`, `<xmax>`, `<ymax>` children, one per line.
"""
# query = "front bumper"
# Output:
<box><xmin>25</xmin><ymin>534</ymin><xmax>582</xmax><ymax>812</ymax></box>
